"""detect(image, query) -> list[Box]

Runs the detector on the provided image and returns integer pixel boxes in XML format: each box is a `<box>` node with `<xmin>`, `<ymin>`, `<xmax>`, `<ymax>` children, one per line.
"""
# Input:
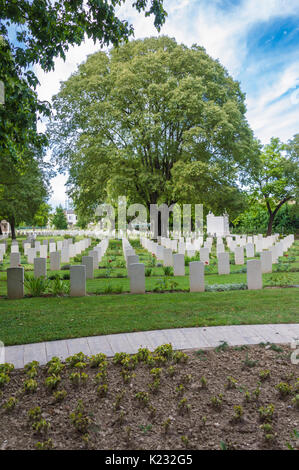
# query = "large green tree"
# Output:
<box><xmin>0</xmin><ymin>0</ymin><xmax>166</xmax><ymax>216</ymax></box>
<box><xmin>51</xmin><ymin>205</ymin><xmax>68</xmax><ymax>230</ymax></box>
<box><xmin>0</xmin><ymin>1</ymin><xmax>166</xmax><ymax>144</ymax></box>
<box><xmin>49</xmin><ymin>36</ymin><xmax>259</xmax><ymax>224</ymax></box>
<box><xmin>246</xmin><ymin>136</ymin><xmax>299</xmax><ymax>236</ymax></box>
<box><xmin>0</xmin><ymin>151</ymin><xmax>50</xmax><ymax>238</ymax></box>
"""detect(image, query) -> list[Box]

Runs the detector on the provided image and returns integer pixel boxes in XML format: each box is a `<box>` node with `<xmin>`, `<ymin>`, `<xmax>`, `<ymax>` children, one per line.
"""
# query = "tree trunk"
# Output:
<box><xmin>0</xmin><ymin>224</ymin><xmax>2</xmax><ymax>235</ymax></box>
<box><xmin>10</xmin><ymin>217</ymin><xmax>16</xmax><ymax>240</ymax></box>
<box><xmin>265</xmin><ymin>196</ymin><xmax>291</xmax><ymax>236</ymax></box>
<box><xmin>266</xmin><ymin>212</ymin><xmax>275</xmax><ymax>236</ymax></box>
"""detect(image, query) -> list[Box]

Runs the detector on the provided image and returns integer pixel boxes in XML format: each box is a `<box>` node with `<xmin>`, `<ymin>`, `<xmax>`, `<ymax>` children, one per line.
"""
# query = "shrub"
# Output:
<box><xmin>162</xmin><ymin>266</ymin><xmax>173</xmax><ymax>276</ymax></box>
<box><xmin>145</xmin><ymin>268</ymin><xmax>152</xmax><ymax>277</ymax></box>
<box><xmin>24</xmin><ymin>274</ymin><xmax>49</xmax><ymax>297</ymax></box>
<box><xmin>205</xmin><ymin>283</ymin><xmax>247</xmax><ymax>292</ymax></box>
<box><xmin>48</xmin><ymin>277</ymin><xmax>70</xmax><ymax>296</ymax></box>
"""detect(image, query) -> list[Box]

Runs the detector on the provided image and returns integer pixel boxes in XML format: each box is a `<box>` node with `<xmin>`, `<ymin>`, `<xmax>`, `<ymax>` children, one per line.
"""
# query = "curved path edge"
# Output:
<box><xmin>3</xmin><ymin>323</ymin><xmax>299</xmax><ymax>369</ymax></box>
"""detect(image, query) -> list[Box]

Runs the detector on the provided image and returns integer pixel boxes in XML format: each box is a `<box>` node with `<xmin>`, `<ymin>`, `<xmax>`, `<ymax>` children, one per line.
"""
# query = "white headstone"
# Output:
<box><xmin>10</xmin><ymin>252</ymin><xmax>20</xmax><ymax>268</ymax></box>
<box><xmin>247</xmin><ymin>259</ymin><xmax>262</xmax><ymax>290</ymax></box>
<box><xmin>234</xmin><ymin>246</ymin><xmax>244</xmax><ymax>265</ymax></box>
<box><xmin>50</xmin><ymin>251</ymin><xmax>61</xmax><ymax>271</ymax></box>
<box><xmin>129</xmin><ymin>263</ymin><xmax>145</xmax><ymax>294</ymax></box>
<box><xmin>34</xmin><ymin>257</ymin><xmax>47</xmax><ymax>278</ymax></box>
<box><xmin>189</xmin><ymin>261</ymin><xmax>205</xmax><ymax>292</ymax></box>
<box><xmin>70</xmin><ymin>265</ymin><xmax>86</xmax><ymax>297</ymax></box>
<box><xmin>260</xmin><ymin>251</ymin><xmax>272</xmax><ymax>274</ymax></box>
<box><xmin>173</xmin><ymin>254</ymin><xmax>185</xmax><ymax>276</ymax></box>
<box><xmin>7</xmin><ymin>267</ymin><xmax>24</xmax><ymax>299</ymax></box>
<box><xmin>218</xmin><ymin>252</ymin><xmax>230</xmax><ymax>275</ymax></box>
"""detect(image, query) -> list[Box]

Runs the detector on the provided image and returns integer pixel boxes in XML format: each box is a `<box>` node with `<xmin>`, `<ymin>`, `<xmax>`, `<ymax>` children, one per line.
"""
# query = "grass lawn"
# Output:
<box><xmin>0</xmin><ymin>287</ymin><xmax>298</xmax><ymax>346</ymax></box>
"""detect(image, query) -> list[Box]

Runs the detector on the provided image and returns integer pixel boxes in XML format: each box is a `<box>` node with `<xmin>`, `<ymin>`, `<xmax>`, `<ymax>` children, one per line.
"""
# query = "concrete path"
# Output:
<box><xmin>3</xmin><ymin>323</ymin><xmax>299</xmax><ymax>369</ymax></box>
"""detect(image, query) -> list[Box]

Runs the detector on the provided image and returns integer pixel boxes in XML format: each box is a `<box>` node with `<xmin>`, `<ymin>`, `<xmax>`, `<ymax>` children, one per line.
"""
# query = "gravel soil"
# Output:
<box><xmin>0</xmin><ymin>342</ymin><xmax>299</xmax><ymax>450</ymax></box>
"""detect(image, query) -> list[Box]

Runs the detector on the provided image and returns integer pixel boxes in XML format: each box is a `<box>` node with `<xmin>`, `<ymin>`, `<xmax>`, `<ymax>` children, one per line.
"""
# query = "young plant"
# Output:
<box><xmin>200</xmin><ymin>376</ymin><xmax>208</xmax><ymax>389</ymax></box>
<box><xmin>90</xmin><ymin>353</ymin><xmax>107</xmax><ymax>368</ymax></box>
<box><xmin>232</xmin><ymin>405</ymin><xmax>244</xmax><ymax>422</ymax></box>
<box><xmin>225</xmin><ymin>376</ymin><xmax>238</xmax><ymax>389</ymax></box>
<box><xmin>113</xmin><ymin>390</ymin><xmax>125</xmax><ymax>411</ymax></box>
<box><xmin>97</xmin><ymin>384</ymin><xmax>108</xmax><ymax>397</ymax></box>
<box><xmin>172</xmin><ymin>351</ymin><xmax>188</xmax><ymax>364</ymax></box>
<box><xmin>176</xmin><ymin>384</ymin><xmax>185</xmax><ymax>396</ymax></box>
<box><xmin>211</xmin><ymin>394</ymin><xmax>223</xmax><ymax>410</ymax></box>
<box><xmin>32</xmin><ymin>419</ymin><xmax>50</xmax><ymax>435</ymax></box>
<box><xmin>0</xmin><ymin>373</ymin><xmax>10</xmax><ymax>388</ymax></box>
<box><xmin>24</xmin><ymin>379</ymin><xmax>38</xmax><ymax>393</ymax></box>
<box><xmin>136</xmin><ymin>347</ymin><xmax>151</xmax><ymax>363</ymax></box>
<box><xmin>70</xmin><ymin>400</ymin><xmax>91</xmax><ymax>434</ymax></box>
<box><xmin>53</xmin><ymin>390</ymin><xmax>67</xmax><ymax>402</ymax></box>
<box><xmin>2</xmin><ymin>397</ymin><xmax>18</xmax><ymax>412</ymax></box>
<box><xmin>162</xmin><ymin>418</ymin><xmax>171</xmax><ymax>434</ymax></box>
<box><xmin>242</xmin><ymin>353</ymin><xmax>259</xmax><ymax>368</ymax></box>
<box><xmin>148</xmin><ymin>378</ymin><xmax>160</xmax><ymax>394</ymax></box>
<box><xmin>292</xmin><ymin>394</ymin><xmax>299</xmax><ymax>409</ymax></box>
<box><xmin>135</xmin><ymin>391</ymin><xmax>149</xmax><ymax>407</ymax></box>
<box><xmin>215</xmin><ymin>341</ymin><xmax>229</xmax><ymax>352</ymax></box>
<box><xmin>275</xmin><ymin>382</ymin><xmax>293</xmax><ymax>398</ymax></box>
<box><xmin>258</xmin><ymin>404</ymin><xmax>275</xmax><ymax>422</ymax></box>
<box><xmin>28</xmin><ymin>406</ymin><xmax>42</xmax><ymax>422</ymax></box>
<box><xmin>0</xmin><ymin>363</ymin><xmax>14</xmax><ymax>375</ymax></box>
<box><xmin>178</xmin><ymin>397</ymin><xmax>191</xmax><ymax>415</ymax></box>
<box><xmin>66</xmin><ymin>352</ymin><xmax>88</xmax><ymax>368</ymax></box>
<box><xmin>69</xmin><ymin>372</ymin><xmax>88</xmax><ymax>387</ymax></box>
<box><xmin>259</xmin><ymin>369</ymin><xmax>271</xmax><ymax>381</ymax></box>
<box><xmin>45</xmin><ymin>375</ymin><xmax>61</xmax><ymax>391</ymax></box>
<box><xmin>35</xmin><ymin>439</ymin><xmax>54</xmax><ymax>450</ymax></box>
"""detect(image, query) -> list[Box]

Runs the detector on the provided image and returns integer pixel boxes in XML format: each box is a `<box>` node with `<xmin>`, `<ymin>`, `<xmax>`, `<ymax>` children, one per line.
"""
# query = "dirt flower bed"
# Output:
<box><xmin>0</xmin><ymin>342</ymin><xmax>299</xmax><ymax>450</ymax></box>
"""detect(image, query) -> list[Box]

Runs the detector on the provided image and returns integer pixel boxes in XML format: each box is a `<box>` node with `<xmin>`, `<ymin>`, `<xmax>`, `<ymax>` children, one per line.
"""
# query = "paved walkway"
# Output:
<box><xmin>3</xmin><ymin>323</ymin><xmax>299</xmax><ymax>369</ymax></box>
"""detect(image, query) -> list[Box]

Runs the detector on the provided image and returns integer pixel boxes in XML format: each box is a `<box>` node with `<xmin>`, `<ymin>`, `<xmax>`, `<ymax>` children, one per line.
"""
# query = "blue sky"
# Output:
<box><xmin>8</xmin><ymin>0</ymin><xmax>299</xmax><ymax>207</ymax></box>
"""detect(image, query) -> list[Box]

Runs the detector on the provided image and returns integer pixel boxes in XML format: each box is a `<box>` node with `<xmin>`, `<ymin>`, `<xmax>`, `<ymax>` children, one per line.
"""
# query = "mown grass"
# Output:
<box><xmin>0</xmin><ymin>237</ymin><xmax>298</xmax><ymax>347</ymax></box>
<box><xmin>0</xmin><ymin>288</ymin><xmax>298</xmax><ymax>346</ymax></box>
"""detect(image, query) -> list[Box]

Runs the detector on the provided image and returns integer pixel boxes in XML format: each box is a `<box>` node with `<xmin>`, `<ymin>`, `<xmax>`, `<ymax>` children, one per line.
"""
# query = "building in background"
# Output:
<box><xmin>64</xmin><ymin>209</ymin><xmax>77</xmax><ymax>227</ymax></box>
<box><xmin>206</xmin><ymin>211</ymin><xmax>230</xmax><ymax>236</ymax></box>
<box><xmin>0</xmin><ymin>220</ymin><xmax>10</xmax><ymax>235</ymax></box>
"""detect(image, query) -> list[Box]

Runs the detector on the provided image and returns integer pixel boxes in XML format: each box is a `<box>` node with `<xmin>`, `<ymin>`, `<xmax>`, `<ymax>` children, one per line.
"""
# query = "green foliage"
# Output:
<box><xmin>49</xmin><ymin>36</ymin><xmax>258</xmax><ymax>221</ymax></box>
<box><xmin>70</xmin><ymin>400</ymin><xmax>91</xmax><ymax>433</ymax></box>
<box><xmin>259</xmin><ymin>404</ymin><xmax>275</xmax><ymax>422</ymax></box>
<box><xmin>48</xmin><ymin>277</ymin><xmax>70</xmax><ymax>296</ymax></box>
<box><xmin>234</xmin><ymin>201</ymin><xmax>299</xmax><ymax>235</ymax></box>
<box><xmin>35</xmin><ymin>439</ymin><xmax>54</xmax><ymax>450</ymax></box>
<box><xmin>51</xmin><ymin>205</ymin><xmax>68</xmax><ymax>229</ymax></box>
<box><xmin>206</xmin><ymin>283</ymin><xmax>247</xmax><ymax>292</ymax></box>
<box><xmin>53</xmin><ymin>390</ymin><xmax>67</xmax><ymax>402</ymax></box>
<box><xmin>0</xmin><ymin>2</ymin><xmax>166</xmax><ymax>228</ymax></box>
<box><xmin>0</xmin><ymin>373</ymin><xmax>10</xmax><ymax>388</ymax></box>
<box><xmin>241</xmin><ymin>136</ymin><xmax>299</xmax><ymax>235</ymax></box>
<box><xmin>24</xmin><ymin>379</ymin><xmax>38</xmax><ymax>393</ymax></box>
<box><xmin>66</xmin><ymin>352</ymin><xmax>88</xmax><ymax>367</ymax></box>
<box><xmin>275</xmin><ymin>382</ymin><xmax>293</xmax><ymax>397</ymax></box>
<box><xmin>45</xmin><ymin>375</ymin><xmax>61</xmax><ymax>390</ymax></box>
<box><xmin>2</xmin><ymin>397</ymin><xmax>18</xmax><ymax>412</ymax></box>
<box><xmin>24</xmin><ymin>274</ymin><xmax>49</xmax><ymax>297</ymax></box>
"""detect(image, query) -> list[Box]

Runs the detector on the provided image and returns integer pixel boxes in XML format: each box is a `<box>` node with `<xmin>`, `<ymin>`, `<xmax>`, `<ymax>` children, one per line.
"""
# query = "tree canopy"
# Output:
<box><xmin>0</xmin><ymin>0</ymin><xmax>166</xmax><ymax>235</ymax></box>
<box><xmin>49</xmin><ymin>36</ymin><xmax>259</xmax><ymax>223</ymax></box>
<box><xmin>245</xmin><ymin>136</ymin><xmax>299</xmax><ymax>235</ymax></box>
<box><xmin>0</xmin><ymin>149</ymin><xmax>50</xmax><ymax>238</ymax></box>
<box><xmin>51</xmin><ymin>205</ymin><xmax>68</xmax><ymax>230</ymax></box>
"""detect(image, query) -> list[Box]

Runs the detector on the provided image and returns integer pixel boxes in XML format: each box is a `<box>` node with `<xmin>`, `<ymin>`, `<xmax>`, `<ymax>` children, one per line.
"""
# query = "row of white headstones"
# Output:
<box><xmin>123</xmin><ymin>234</ymin><xmax>295</xmax><ymax>294</ymax></box>
<box><xmin>2</xmin><ymin>238</ymin><xmax>109</xmax><ymax>300</ymax></box>
<box><xmin>2</xmin><ymin>233</ymin><xmax>295</xmax><ymax>299</ymax></box>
